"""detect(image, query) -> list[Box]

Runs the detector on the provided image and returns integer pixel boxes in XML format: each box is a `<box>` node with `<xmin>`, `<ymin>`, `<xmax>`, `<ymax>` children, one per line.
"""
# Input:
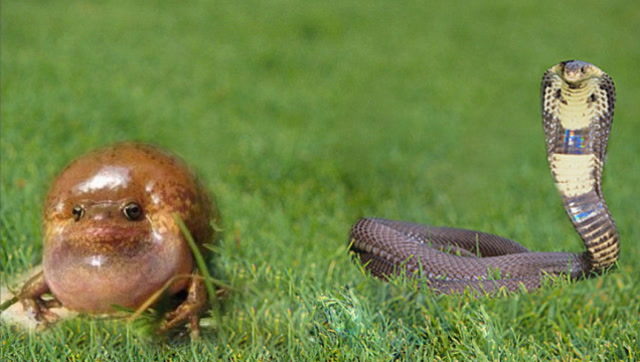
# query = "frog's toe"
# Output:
<box><xmin>159</xmin><ymin>300</ymin><xmax>205</xmax><ymax>336</ymax></box>
<box><xmin>158</xmin><ymin>275</ymin><xmax>207</xmax><ymax>336</ymax></box>
<box><xmin>20</xmin><ymin>297</ymin><xmax>61</xmax><ymax>325</ymax></box>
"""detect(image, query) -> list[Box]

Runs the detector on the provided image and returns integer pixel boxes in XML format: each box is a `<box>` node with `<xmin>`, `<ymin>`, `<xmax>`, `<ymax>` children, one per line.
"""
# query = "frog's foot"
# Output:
<box><xmin>20</xmin><ymin>296</ymin><xmax>62</xmax><ymax>326</ymax></box>
<box><xmin>13</xmin><ymin>271</ymin><xmax>61</xmax><ymax>326</ymax></box>
<box><xmin>159</xmin><ymin>274</ymin><xmax>207</xmax><ymax>338</ymax></box>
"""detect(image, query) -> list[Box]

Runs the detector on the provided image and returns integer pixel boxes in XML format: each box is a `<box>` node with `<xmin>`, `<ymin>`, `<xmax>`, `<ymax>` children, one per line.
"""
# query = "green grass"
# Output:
<box><xmin>2</xmin><ymin>0</ymin><xmax>639</xmax><ymax>360</ymax></box>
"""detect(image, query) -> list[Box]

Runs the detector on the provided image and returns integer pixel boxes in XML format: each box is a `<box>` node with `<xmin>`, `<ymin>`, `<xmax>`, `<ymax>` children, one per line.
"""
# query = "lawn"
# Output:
<box><xmin>2</xmin><ymin>0</ymin><xmax>639</xmax><ymax>360</ymax></box>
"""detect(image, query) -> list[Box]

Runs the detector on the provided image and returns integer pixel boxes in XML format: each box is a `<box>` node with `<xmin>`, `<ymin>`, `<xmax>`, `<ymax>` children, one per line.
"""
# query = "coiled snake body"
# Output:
<box><xmin>349</xmin><ymin>60</ymin><xmax>619</xmax><ymax>294</ymax></box>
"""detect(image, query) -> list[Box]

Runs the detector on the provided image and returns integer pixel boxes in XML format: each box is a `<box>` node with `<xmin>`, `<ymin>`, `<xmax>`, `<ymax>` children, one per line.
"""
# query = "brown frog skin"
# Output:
<box><xmin>13</xmin><ymin>142</ymin><xmax>219</xmax><ymax>335</ymax></box>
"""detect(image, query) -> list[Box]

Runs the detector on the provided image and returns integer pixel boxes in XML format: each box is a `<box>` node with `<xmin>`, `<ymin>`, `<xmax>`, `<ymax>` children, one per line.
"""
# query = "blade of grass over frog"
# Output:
<box><xmin>174</xmin><ymin>213</ymin><xmax>223</xmax><ymax>328</ymax></box>
<box><xmin>126</xmin><ymin>273</ymin><xmax>233</xmax><ymax>325</ymax></box>
<box><xmin>127</xmin><ymin>273</ymin><xmax>194</xmax><ymax>323</ymax></box>
<box><xmin>173</xmin><ymin>213</ymin><xmax>217</xmax><ymax>302</ymax></box>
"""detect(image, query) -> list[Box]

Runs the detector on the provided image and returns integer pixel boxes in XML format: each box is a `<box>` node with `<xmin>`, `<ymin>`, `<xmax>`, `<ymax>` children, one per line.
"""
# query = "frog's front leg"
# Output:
<box><xmin>159</xmin><ymin>272</ymin><xmax>208</xmax><ymax>337</ymax></box>
<box><xmin>16</xmin><ymin>271</ymin><xmax>62</xmax><ymax>324</ymax></box>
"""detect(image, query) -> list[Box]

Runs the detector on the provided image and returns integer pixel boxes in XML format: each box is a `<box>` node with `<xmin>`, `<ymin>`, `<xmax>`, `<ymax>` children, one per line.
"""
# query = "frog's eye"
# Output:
<box><xmin>122</xmin><ymin>202</ymin><xmax>143</xmax><ymax>221</ymax></box>
<box><xmin>72</xmin><ymin>205</ymin><xmax>85</xmax><ymax>221</ymax></box>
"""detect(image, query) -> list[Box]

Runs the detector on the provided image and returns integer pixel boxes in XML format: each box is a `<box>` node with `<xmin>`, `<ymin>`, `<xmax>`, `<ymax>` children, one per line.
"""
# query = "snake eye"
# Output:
<box><xmin>72</xmin><ymin>205</ymin><xmax>85</xmax><ymax>221</ymax></box>
<box><xmin>122</xmin><ymin>202</ymin><xmax>143</xmax><ymax>221</ymax></box>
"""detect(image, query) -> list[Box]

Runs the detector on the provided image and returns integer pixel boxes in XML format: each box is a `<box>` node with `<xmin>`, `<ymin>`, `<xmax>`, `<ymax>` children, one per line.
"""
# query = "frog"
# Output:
<box><xmin>8</xmin><ymin>142</ymin><xmax>220</xmax><ymax>336</ymax></box>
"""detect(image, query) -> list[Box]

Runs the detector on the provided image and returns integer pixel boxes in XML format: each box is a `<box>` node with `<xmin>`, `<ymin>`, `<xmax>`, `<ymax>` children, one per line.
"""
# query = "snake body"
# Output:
<box><xmin>349</xmin><ymin>60</ymin><xmax>619</xmax><ymax>294</ymax></box>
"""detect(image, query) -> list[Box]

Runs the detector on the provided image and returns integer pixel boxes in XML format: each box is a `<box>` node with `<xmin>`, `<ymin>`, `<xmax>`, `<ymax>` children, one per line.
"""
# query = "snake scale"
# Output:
<box><xmin>349</xmin><ymin>60</ymin><xmax>619</xmax><ymax>294</ymax></box>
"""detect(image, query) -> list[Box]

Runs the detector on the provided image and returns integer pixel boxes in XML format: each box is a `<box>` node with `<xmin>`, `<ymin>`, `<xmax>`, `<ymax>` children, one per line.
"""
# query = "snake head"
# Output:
<box><xmin>556</xmin><ymin>60</ymin><xmax>604</xmax><ymax>85</ymax></box>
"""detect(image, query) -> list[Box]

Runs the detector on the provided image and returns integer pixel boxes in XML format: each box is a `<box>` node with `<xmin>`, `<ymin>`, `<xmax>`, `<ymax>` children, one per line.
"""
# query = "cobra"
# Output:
<box><xmin>349</xmin><ymin>60</ymin><xmax>619</xmax><ymax>294</ymax></box>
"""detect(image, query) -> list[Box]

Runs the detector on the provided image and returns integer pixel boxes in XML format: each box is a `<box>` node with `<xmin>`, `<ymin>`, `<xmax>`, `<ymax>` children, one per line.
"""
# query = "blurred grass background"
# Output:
<box><xmin>2</xmin><ymin>0</ymin><xmax>639</xmax><ymax>360</ymax></box>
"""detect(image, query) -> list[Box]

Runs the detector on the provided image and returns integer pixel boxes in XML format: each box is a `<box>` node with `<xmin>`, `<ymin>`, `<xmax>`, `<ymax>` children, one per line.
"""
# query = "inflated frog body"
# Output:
<box><xmin>14</xmin><ymin>142</ymin><xmax>219</xmax><ymax>334</ymax></box>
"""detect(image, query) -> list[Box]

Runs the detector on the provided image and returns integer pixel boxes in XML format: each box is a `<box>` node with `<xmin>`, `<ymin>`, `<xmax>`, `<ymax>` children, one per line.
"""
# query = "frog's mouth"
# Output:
<box><xmin>55</xmin><ymin>225</ymin><xmax>153</xmax><ymax>257</ymax></box>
